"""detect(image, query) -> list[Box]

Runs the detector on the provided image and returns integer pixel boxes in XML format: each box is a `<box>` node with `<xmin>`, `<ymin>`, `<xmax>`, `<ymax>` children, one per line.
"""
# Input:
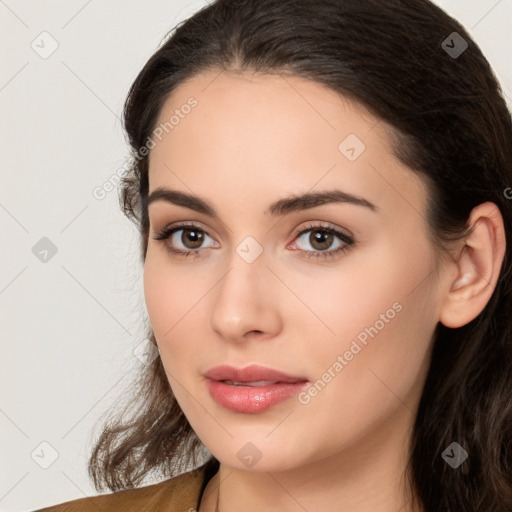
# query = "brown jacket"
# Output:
<box><xmin>33</xmin><ymin>460</ymin><xmax>218</xmax><ymax>512</ymax></box>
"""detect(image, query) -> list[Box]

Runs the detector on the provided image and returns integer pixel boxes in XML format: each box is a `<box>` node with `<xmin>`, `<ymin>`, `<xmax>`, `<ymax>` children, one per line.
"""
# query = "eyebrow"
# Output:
<box><xmin>147</xmin><ymin>187</ymin><xmax>379</xmax><ymax>217</ymax></box>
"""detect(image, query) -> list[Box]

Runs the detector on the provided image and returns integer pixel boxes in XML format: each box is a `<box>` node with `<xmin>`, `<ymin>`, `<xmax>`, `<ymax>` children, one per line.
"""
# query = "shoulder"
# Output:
<box><xmin>32</xmin><ymin>460</ymin><xmax>217</xmax><ymax>512</ymax></box>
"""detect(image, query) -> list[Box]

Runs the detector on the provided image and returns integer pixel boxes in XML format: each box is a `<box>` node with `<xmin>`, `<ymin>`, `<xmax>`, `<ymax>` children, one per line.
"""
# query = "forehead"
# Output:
<box><xmin>152</xmin><ymin>70</ymin><xmax>379</xmax><ymax>150</ymax></box>
<box><xmin>147</xmin><ymin>70</ymin><xmax>429</xmax><ymax>220</ymax></box>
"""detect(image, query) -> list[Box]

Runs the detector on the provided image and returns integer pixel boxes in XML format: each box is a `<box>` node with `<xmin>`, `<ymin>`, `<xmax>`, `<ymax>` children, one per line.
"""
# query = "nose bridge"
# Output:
<box><xmin>209</xmin><ymin>240</ymin><xmax>281</xmax><ymax>341</ymax></box>
<box><xmin>222</xmin><ymin>233</ymin><xmax>268</xmax><ymax>298</ymax></box>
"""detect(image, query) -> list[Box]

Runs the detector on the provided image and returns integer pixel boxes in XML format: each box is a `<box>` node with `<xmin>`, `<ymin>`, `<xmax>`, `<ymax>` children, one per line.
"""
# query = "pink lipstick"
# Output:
<box><xmin>204</xmin><ymin>364</ymin><xmax>309</xmax><ymax>413</ymax></box>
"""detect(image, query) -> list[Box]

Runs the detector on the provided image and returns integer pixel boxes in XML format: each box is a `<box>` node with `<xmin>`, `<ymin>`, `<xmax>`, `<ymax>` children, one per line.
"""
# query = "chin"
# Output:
<box><xmin>200</xmin><ymin>432</ymin><xmax>316</xmax><ymax>474</ymax></box>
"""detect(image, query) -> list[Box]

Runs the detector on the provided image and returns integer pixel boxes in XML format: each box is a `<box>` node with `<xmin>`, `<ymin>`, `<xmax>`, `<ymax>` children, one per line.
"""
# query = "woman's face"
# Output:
<box><xmin>144</xmin><ymin>70</ymin><xmax>444</xmax><ymax>472</ymax></box>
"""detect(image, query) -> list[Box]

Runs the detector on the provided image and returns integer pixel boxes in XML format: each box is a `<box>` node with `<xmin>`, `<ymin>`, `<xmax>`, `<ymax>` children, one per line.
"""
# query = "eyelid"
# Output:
<box><xmin>153</xmin><ymin>220</ymin><xmax>215</xmax><ymax>239</ymax></box>
<box><xmin>153</xmin><ymin>220</ymin><xmax>351</xmax><ymax>242</ymax></box>
<box><xmin>291</xmin><ymin>221</ymin><xmax>354</xmax><ymax>241</ymax></box>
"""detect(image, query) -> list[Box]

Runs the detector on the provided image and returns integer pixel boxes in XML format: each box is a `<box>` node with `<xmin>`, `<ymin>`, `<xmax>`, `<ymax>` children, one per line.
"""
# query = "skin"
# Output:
<box><xmin>143</xmin><ymin>70</ymin><xmax>506</xmax><ymax>512</ymax></box>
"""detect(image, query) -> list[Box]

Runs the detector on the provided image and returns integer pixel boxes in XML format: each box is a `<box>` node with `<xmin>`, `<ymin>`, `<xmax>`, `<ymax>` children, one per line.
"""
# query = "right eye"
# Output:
<box><xmin>153</xmin><ymin>223</ymin><xmax>219</xmax><ymax>258</ymax></box>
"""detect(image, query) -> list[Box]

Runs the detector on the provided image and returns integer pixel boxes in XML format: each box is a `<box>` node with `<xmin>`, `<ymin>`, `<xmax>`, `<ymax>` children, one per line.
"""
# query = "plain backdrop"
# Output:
<box><xmin>1</xmin><ymin>1</ymin><xmax>511</xmax><ymax>510</ymax></box>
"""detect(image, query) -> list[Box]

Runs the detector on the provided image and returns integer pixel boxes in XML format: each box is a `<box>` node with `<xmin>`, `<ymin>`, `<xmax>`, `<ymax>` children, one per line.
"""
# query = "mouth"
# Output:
<box><xmin>204</xmin><ymin>365</ymin><xmax>309</xmax><ymax>414</ymax></box>
<box><xmin>220</xmin><ymin>380</ymin><xmax>283</xmax><ymax>386</ymax></box>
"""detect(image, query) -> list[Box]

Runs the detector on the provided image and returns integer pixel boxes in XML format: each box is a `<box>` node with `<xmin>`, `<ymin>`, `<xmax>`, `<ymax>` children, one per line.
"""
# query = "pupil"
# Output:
<box><xmin>311</xmin><ymin>230</ymin><xmax>332</xmax><ymax>250</ymax></box>
<box><xmin>183</xmin><ymin>229</ymin><xmax>203</xmax><ymax>249</ymax></box>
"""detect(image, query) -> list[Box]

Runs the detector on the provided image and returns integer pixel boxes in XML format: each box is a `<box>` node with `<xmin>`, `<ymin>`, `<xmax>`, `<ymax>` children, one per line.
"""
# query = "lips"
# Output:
<box><xmin>204</xmin><ymin>364</ymin><xmax>309</xmax><ymax>413</ymax></box>
<box><xmin>204</xmin><ymin>364</ymin><xmax>307</xmax><ymax>384</ymax></box>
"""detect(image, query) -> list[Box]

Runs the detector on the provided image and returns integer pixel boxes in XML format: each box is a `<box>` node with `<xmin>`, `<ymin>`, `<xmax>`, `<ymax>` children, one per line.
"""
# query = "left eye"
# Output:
<box><xmin>292</xmin><ymin>226</ymin><xmax>352</xmax><ymax>253</ymax></box>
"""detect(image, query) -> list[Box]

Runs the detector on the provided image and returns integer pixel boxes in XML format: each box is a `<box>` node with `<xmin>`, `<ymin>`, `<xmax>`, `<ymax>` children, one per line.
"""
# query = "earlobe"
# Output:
<box><xmin>439</xmin><ymin>202</ymin><xmax>506</xmax><ymax>329</ymax></box>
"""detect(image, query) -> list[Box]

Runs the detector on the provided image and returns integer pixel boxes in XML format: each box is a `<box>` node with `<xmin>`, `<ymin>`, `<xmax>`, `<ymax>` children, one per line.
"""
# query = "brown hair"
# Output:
<box><xmin>88</xmin><ymin>1</ymin><xmax>512</xmax><ymax>509</ymax></box>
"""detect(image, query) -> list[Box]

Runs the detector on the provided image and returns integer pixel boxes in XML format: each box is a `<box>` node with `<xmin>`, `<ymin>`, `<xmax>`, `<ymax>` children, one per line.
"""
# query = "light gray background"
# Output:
<box><xmin>1</xmin><ymin>1</ymin><xmax>511</xmax><ymax>511</ymax></box>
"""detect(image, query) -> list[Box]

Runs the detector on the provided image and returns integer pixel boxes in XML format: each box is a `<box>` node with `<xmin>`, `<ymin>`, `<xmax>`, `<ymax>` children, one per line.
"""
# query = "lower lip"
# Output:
<box><xmin>206</xmin><ymin>379</ymin><xmax>309</xmax><ymax>413</ymax></box>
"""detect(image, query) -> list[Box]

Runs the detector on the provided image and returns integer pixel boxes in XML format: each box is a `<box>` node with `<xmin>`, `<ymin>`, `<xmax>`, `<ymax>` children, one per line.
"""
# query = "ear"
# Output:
<box><xmin>439</xmin><ymin>202</ymin><xmax>507</xmax><ymax>328</ymax></box>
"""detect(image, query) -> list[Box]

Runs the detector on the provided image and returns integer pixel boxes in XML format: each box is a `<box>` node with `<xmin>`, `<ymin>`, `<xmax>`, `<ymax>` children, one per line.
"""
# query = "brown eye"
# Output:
<box><xmin>292</xmin><ymin>224</ymin><xmax>355</xmax><ymax>260</ymax></box>
<box><xmin>152</xmin><ymin>223</ymin><xmax>219</xmax><ymax>257</ymax></box>
<box><xmin>181</xmin><ymin>228</ymin><xmax>204</xmax><ymax>249</ymax></box>
<box><xmin>309</xmin><ymin>230</ymin><xmax>334</xmax><ymax>251</ymax></box>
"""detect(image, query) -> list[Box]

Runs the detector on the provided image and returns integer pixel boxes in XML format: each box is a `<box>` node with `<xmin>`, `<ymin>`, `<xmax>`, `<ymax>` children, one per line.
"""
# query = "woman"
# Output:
<box><xmin>35</xmin><ymin>0</ymin><xmax>512</xmax><ymax>510</ymax></box>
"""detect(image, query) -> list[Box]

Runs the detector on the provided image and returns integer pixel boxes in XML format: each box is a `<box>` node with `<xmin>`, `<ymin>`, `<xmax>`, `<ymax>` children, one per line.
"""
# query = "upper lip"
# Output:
<box><xmin>204</xmin><ymin>364</ymin><xmax>308</xmax><ymax>383</ymax></box>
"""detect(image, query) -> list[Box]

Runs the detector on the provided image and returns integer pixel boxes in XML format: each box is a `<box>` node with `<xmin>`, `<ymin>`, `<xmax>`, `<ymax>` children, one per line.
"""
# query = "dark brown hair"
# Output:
<box><xmin>88</xmin><ymin>1</ymin><xmax>512</xmax><ymax>510</ymax></box>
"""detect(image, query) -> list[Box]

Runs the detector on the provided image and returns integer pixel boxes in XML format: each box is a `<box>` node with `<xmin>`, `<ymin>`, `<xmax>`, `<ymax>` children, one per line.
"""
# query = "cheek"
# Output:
<box><xmin>294</xmin><ymin>240</ymin><xmax>437</xmax><ymax>425</ymax></box>
<box><xmin>142</xmin><ymin>251</ymin><xmax>218</xmax><ymax>379</ymax></box>
<box><xmin>142</xmin><ymin>256</ymin><xmax>203</xmax><ymax>407</ymax></box>
<box><xmin>302</xmin><ymin>224</ymin><xmax>438</xmax><ymax>340</ymax></box>
<box><xmin>300</xmin><ymin>293</ymin><xmax>434</xmax><ymax>460</ymax></box>
<box><xmin>143</xmin><ymin>253</ymin><xmax>200</xmax><ymax>347</ymax></box>
<box><xmin>276</xmin><ymin>243</ymin><xmax>426</xmax><ymax>345</ymax></box>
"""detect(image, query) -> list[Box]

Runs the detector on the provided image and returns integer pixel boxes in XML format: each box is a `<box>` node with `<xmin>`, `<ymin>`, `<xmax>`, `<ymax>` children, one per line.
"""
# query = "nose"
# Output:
<box><xmin>209</xmin><ymin>250</ymin><xmax>283</xmax><ymax>343</ymax></box>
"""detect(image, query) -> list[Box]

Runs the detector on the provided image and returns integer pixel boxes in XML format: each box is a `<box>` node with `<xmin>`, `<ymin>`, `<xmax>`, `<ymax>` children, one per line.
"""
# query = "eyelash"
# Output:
<box><xmin>152</xmin><ymin>222</ymin><xmax>355</xmax><ymax>260</ymax></box>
